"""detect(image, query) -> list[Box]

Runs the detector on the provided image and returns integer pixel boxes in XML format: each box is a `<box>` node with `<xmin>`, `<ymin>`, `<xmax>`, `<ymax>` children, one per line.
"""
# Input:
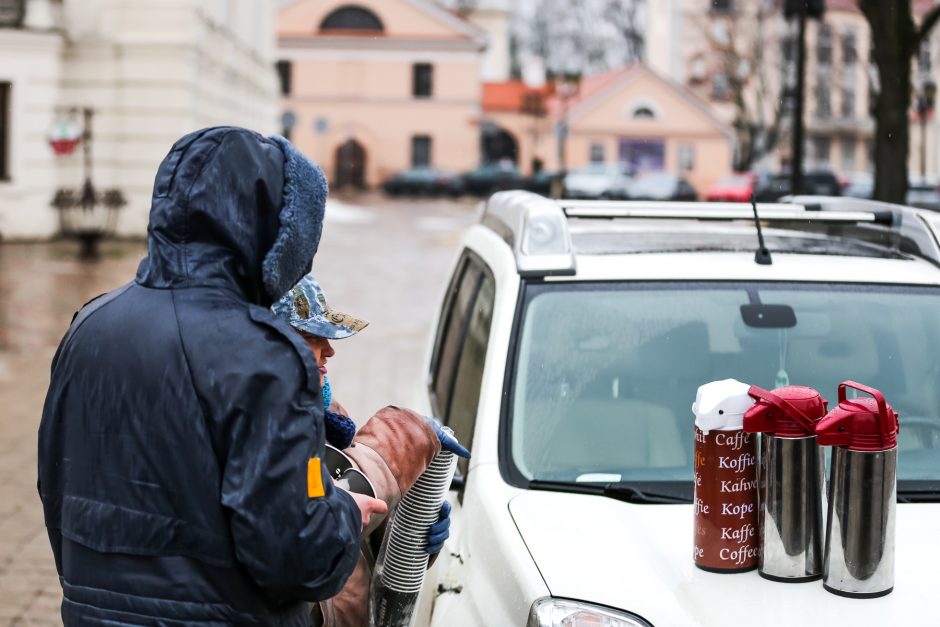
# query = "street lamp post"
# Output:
<box><xmin>784</xmin><ymin>0</ymin><xmax>825</xmax><ymax>195</ymax></box>
<box><xmin>49</xmin><ymin>107</ymin><xmax>126</xmax><ymax>259</ymax></box>
<box><xmin>549</xmin><ymin>70</ymin><xmax>581</xmax><ymax>199</ymax></box>
<box><xmin>916</xmin><ymin>79</ymin><xmax>936</xmax><ymax>180</ymax></box>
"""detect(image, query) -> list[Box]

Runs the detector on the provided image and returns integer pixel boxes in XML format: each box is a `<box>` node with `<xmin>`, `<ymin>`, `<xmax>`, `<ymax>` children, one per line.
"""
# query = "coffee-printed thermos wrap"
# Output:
<box><xmin>692</xmin><ymin>379</ymin><xmax>760</xmax><ymax>573</ymax></box>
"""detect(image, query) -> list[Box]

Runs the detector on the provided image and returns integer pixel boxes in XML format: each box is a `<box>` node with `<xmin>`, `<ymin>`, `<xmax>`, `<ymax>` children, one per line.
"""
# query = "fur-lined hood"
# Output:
<box><xmin>136</xmin><ymin>127</ymin><xmax>327</xmax><ymax>305</ymax></box>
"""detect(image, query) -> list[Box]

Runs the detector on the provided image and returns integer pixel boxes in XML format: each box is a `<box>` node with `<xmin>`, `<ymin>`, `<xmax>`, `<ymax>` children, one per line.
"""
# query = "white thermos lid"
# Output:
<box><xmin>692</xmin><ymin>379</ymin><xmax>755</xmax><ymax>434</ymax></box>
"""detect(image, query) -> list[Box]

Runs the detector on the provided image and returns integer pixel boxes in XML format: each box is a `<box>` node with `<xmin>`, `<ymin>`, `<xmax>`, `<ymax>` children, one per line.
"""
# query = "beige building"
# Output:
<box><xmin>277</xmin><ymin>0</ymin><xmax>485</xmax><ymax>189</ymax></box>
<box><xmin>647</xmin><ymin>0</ymin><xmax>940</xmax><ymax>179</ymax></box>
<box><xmin>483</xmin><ymin>65</ymin><xmax>734</xmax><ymax>194</ymax></box>
<box><xmin>0</xmin><ymin>0</ymin><xmax>280</xmax><ymax>240</ymax></box>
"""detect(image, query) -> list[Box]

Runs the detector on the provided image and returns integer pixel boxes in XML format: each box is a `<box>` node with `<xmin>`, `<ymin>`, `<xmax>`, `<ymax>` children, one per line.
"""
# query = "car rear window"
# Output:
<box><xmin>506</xmin><ymin>281</ymin><xmax>940</xmax><ymax>494</ymax></box>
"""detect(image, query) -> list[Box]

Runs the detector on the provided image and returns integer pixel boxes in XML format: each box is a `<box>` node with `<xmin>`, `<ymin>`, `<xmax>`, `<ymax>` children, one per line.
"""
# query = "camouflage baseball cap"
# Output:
<box><xmin>272</xmin><ymin>274</ymin><xmax>369</xmax><ymax>339</ymax></box>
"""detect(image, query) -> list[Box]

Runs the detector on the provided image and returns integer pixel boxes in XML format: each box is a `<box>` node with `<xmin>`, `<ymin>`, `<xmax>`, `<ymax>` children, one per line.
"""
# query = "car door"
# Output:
<box><xmin>413</xmin><ymin>250</ymin><xmax>497</xmax><ymax>625</ymax></box>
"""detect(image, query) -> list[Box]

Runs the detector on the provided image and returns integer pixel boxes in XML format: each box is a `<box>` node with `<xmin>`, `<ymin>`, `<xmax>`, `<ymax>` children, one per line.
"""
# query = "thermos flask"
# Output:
<box><xmin>692</xmin><ymin>379</ymin><xmax>760</xmax><ymax>573</ymax></box>
<box><xmin>817</xmin><ymin>381</ymin><xmax>899</xmax><ymax>598</ymax></box>
<box><xmin>743</xmin><ymin>385</ymin><xmax>827</xmax><ymax>582</ymax></box>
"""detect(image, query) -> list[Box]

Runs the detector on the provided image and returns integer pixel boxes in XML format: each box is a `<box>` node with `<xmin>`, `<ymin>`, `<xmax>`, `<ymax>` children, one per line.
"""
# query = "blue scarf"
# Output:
<box><xmin>322</xmin><ymin>376</ymin><xmax>356</xmax><ymax>449</ymax></box>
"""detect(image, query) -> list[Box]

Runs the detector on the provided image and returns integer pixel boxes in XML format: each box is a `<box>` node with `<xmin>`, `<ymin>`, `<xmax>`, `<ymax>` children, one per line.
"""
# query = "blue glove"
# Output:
<box><xmin>426</xmin><ymin>501</ymin><xmax>451</xmax><ymax>555</ymax></box>
<box><xmin>423</xmin><ymin>416</ymin><xmax>471</xmax><ymax>458</ymax></box>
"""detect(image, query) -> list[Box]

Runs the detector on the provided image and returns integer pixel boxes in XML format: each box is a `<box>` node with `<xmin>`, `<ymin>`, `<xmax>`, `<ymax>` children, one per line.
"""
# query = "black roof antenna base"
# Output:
<box><xmin>751</xmin><ymin>194</ymin><xmax>773</xmax><ymax>266</ymax></box>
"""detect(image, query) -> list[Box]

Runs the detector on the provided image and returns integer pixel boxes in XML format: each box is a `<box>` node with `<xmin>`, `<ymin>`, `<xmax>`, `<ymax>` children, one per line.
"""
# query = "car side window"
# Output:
<box><xmin>431</xmin><ymin>254</ymin><xmax>482</xmax><ymax>418</ymax></box>
<box><xmin>429</xmin><ymin>251</ymin><xmax>495</xmax><ymax>475</ymax></box>
<box><xmin>446</xmin><ymin>270</ymin><xmax>495</xmax><ymax>477</ymax></box>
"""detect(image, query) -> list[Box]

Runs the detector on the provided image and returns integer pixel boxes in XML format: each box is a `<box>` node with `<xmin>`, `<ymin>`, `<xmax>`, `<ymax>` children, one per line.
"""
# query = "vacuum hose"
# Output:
<box><xmin>369</xmin><ymin>427</ymin><xmax>458</xmax><ymax>627</ymax></box>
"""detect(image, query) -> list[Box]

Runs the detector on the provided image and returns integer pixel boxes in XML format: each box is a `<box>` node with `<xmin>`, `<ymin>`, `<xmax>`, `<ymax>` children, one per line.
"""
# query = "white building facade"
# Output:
<box><xmin>0</xmin><ymin>0</ymin><xmax>280</xmax><ymax>240</ymax></box>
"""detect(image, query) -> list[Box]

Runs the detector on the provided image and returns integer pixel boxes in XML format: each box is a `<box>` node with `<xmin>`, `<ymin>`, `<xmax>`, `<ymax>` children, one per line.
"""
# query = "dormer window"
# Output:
<box><xmin>320</xmin><ymin>6</ymin><xmax>384</xmax><ymax>32</ymax></box>
<box><xmin>0</xmin><ymin>0</ymin><xmax>26</xmax><ymax>28</ymax></box>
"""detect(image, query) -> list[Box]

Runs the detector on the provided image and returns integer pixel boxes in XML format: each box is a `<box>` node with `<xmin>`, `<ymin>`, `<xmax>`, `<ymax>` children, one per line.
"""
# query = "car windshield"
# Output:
<box><xmin>509</xmin><ymin>281</ymin><xmax>940</xmax><ymax>494</ymax></box>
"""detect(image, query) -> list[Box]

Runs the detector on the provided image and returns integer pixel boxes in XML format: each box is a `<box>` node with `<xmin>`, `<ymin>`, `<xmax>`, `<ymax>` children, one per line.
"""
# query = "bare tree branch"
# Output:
<box><xmin>916</xmin><ymin>5</ymin><xmax>940</xmax><ymax>47</ymax></box>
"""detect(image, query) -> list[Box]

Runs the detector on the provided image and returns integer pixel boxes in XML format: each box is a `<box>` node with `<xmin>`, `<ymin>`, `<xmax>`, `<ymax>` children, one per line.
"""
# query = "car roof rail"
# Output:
<box><xmin>481</xmin><ymin>192</ymin><xmax>940</xmax><ymax>275</ymax></box>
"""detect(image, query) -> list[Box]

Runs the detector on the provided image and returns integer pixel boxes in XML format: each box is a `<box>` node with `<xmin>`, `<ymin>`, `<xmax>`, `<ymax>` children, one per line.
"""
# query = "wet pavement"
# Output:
<box><xmin>0</xmin><ymin>193</ymin><xmax>479</xmax><ymax>623</ymax></box>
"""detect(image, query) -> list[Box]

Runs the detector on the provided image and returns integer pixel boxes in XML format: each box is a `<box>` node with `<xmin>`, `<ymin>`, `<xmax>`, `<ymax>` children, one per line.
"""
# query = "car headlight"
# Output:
<box><xmin>526</xmin><ymin>597</ymin><xmax>653</xmax><ymax>627</ymax></box>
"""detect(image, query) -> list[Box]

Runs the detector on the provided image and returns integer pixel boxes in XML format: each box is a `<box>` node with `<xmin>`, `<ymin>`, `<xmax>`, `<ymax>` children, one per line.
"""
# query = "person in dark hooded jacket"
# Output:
<box><xmin>37</xmin><ymin>127</ymin><xmax>377</xmax><ymax>625</ymax></box>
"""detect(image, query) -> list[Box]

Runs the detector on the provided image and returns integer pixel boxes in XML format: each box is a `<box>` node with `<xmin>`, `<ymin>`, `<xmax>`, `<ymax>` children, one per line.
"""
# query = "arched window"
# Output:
<box><xmin>320</xmin><ymin>6</ymin><xmax>384</xmax><ymax>32</ymax></box>
<box><xmin>625</xmin><ymin>100</ymin><xmax>661</xmax><ymax>121</ymax></box>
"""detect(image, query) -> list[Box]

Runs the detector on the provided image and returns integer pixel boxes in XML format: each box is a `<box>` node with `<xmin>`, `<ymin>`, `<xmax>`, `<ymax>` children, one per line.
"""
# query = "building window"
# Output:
<box><xmin>711</xmin><ymin>72</ymin><xmax>730</xmax><ymax>100</ymax></box>
<box><xmin>817</xmin><ymin>23</ymin><xmax>832</xmax><ymax>67</ymax></box>
<box><xmin>815</xmin><ymin>83</ymin><xmax>831</xmax><ymax>119</ymax></box>
<box><xmin>710</xmin><ymin>0</ymin><xmax>734</xmax><ymax>13</ymax></box>
<box><xmin>275</xmin><ymin>60</ymin><xmax>292</xmax><ymax>96</ymax></box>
<box><xmin>689</xmin><ymin>54</ymin><xmax>707</xmax><ymax>83</ymax></box>
<box><xmin>0</xmin><ymin>82</ymin><xmax>9</xmax><ymax>181</ymax></box>
<box><xmin>842</xmin><ymin>29</ymin><xmax>857</xmax><ymax>66</ymax></box>
<box><xmin>841</xmin><ymin>137</ymin><xmax>856</xmax><ymax>172</ymax></box>
<box><xmin>590</xmin><ymin>143</ymin><xmax>605</xmax><ymax>163</ymax></box>
<box><xmin>782</xmin><ymin>35</ymin><xmax>796</xmax><ymax>64</ymax></box>
<box><xmin>679</xmin><ymin>144</ymin><xmax>695</xmax><ymax>171</ymax></box>
<box><xmin>0</xmin><ymin>0</ymin><xmax>25</xmax><ymax>27</ymax></box>
<box><xmin>413</xmin><ymin>63</ymin><xmax>433</xmax><ymax>98</ymax></box>
<box><xmin>320</xmin><ymin>6</ymin><xmax>384</xmax><ymax>31</ymax></box>
<box><xmin>411</xmin><ymin>135</ymin><xmax>431</xmax><ymax>167</ymax></box>
<box><xmin>841</xmin><ymin>88</ymin><xmax>855</xmax><ymax>119</ymax></box>
<box><xmin>632</xmin><ymin>106</ymin><xmax>656</xmax><ymax>119</ymax></box>
<box><xmin>810</xmin><ymin>136</ymin><xmax>831</xmax><ymax>166</ymax></box>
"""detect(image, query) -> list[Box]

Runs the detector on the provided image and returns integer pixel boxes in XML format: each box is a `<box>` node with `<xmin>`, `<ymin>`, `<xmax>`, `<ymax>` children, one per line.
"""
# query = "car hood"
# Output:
<box><xmin>509</xmin><ymin>490</ymin><xmax>940</xmax><ymax>626</ymax></box>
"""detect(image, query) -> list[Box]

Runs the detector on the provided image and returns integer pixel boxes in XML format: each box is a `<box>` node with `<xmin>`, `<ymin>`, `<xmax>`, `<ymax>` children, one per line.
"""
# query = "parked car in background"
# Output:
<box><xmin>563</xmin><ymin>162</ymin><xmax>633</xmax><ymax>199</ymax></box>
<box><xmin>382</xmin><ymin>166</ymin><xmax>464</xmax><ymax>197</ymax></box>
<box><xmin>462</xmin><ymin>162</ymin><xmax>524</xmax><ymax>197</ymax></box>
<box><xmin>620</xmin><ymin>171</ymin><xmax>697</xmax><ymax>201</ymax></box>
<box><xmin>761</xmin><ymin>170</ymin><xmax>838</xmax><ymax>200</ymax></box>
<box><xmin>704</xmin><ymin>173</ymin><xmax>757</xmax><ymax>202</ymax></box>
<box><xmin>755</xmin><ymin>169</ymin><xmax>842</xmax><ymax>201</ymax></box>
<box><xmin>411</xmin><ymin>190</ymin><xmax>940</xmax><ymax>627</ymax></box>
<box><xmin>841</xmin><ymin>171</ymin><xmax>874</xmax><ymax>199</ymax></box>
<box><xmin>906</xmin><ymin>178</ymin><xmax>940</xmax><ymax>211</ymax></box>
<box><xmin>523</xmin><ymin>169</ymin><xmax>563</xmax><ymax>196</ymax></box>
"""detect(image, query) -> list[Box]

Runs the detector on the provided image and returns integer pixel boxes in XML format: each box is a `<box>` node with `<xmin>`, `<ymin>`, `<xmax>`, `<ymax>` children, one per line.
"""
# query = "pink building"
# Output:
<box><xmin>277</xmin><ymin>0</ymin><xmax>485</xmax><ymax>189</ymax></box>
<box><xmin>483</xmin><ymin>66</ymin><xmax>734</xmax><ymax>194</ymax></box>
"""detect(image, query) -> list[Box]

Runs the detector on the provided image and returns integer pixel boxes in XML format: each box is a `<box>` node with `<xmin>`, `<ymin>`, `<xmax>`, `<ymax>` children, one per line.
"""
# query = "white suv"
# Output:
<box><xmin>411</xmin><ymin>192</ymin><xmax>940</xmax><ymax>626</ymax></box>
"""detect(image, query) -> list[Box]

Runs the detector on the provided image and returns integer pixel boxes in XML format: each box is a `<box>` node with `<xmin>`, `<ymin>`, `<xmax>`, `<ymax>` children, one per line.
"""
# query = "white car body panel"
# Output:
<box><xmin>412</xmin><ymin>203</ymin><xmax>940</xmax><ymax>626</ymax></box>
<box><xmin>416</xmin><ymin>466</ymin><xmax>548</xmax><ymax>627</ymax></box>
<box><xmin>510</xmin><ymin>491</ymin><xmax>940</xmax><ymax>626</ymax></box>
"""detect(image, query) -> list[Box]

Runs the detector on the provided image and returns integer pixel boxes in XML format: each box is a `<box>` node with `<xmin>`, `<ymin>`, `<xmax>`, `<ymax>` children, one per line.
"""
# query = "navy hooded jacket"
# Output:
<box><xmin>38</xmin><ymin>127</ymin><xmax>362</xmax><ymax>625</ymax></box>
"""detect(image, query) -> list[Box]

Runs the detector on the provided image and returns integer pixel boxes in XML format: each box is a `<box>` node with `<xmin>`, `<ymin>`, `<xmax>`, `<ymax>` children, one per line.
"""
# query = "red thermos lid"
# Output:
<box><xmin>815</xmin><ymin>381</ymin><xmax>900</xmax><ymax>452</ymax></box>
<box><xmin>743</xmin><ymin>385</ymin><xmax>827</xmax><ymax>437</ymax></box>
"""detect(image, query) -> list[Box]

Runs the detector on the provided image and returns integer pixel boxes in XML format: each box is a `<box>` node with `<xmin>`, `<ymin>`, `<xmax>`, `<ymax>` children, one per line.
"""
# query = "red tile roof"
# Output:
<box><xmin>482</xmin><ymin>81</ymin><xmax>553</xmax><ymax>113</ymax></box>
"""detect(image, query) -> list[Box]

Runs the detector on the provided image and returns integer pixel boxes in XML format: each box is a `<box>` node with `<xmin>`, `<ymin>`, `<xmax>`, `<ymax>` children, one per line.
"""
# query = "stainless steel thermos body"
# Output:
<box><xmin>744</xmin><ymin>385</ymin><xmax>829</xmax><ymax>583</ymax></box>
<box><xmin>823</xmin><ymin>446</ymin><xmax>897</xmax><ymax>598</ymax></box>
<box><xmin>758</xmin><ymin>434</ymin><xmax>826</xmax><ymax>582</ymax></box>
<box><xmin>817</xmin><ymin>381</ymin><xmax>900</xmax><ymax>599</ymax></box>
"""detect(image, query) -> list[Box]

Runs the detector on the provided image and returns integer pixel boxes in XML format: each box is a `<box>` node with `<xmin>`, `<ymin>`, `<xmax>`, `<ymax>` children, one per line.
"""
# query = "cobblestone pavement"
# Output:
<box><xmin>0</xmin><ymin>193</ymin><xmax>478</xmax><ymax>623</ymax></box>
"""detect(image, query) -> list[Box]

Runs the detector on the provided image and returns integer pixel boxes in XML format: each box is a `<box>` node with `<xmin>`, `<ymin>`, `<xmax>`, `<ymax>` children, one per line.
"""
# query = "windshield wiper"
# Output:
<box><xmin>528</xmin><ymin>479</ymin><xmax>690</xmax><ymax>504</ymax></box>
